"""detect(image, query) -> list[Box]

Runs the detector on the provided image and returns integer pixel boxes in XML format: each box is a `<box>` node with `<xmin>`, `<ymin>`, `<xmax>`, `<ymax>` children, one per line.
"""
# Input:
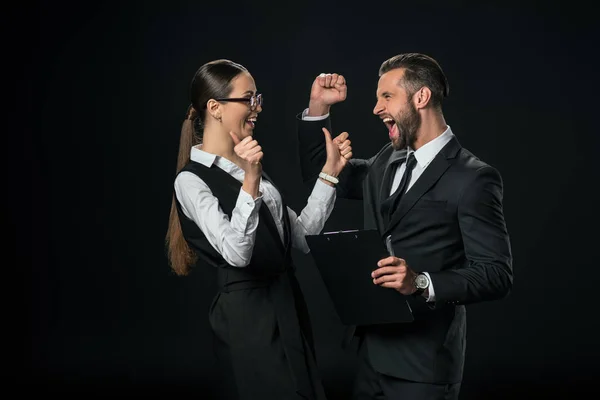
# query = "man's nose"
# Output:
<box><xmin>373</xmin><ymin>101</ymin><xmax>383</xmax><ymax>115</ymax></box>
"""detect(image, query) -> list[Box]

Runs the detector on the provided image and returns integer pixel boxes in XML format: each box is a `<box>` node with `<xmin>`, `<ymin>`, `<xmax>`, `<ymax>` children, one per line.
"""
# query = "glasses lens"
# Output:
<box><xmin>249</xmin><ymin>94</ymin><xmax>262</xmax><ymax>110</ymax></box>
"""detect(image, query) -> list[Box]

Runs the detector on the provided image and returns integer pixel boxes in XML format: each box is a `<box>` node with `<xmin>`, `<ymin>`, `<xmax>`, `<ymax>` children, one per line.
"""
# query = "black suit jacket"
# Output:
<box><xmin>297</xmin><ymin>115</ymin><xmax>513</xmax><ymax>384</ymax></box>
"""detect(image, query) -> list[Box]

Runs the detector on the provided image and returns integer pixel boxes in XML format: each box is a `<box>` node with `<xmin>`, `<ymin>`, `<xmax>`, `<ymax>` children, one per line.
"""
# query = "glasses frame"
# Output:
<box><xmin>213</xmin><ymin>93</ymin><xmax>262</xmax><ymax>110</ymax></box>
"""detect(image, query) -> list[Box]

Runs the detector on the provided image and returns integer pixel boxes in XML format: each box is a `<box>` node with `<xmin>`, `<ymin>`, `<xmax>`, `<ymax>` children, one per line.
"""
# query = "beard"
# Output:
<box><xmin>392</xmin><ymin>100</ymin><xmax>421</xmax><ymax>151</ymax></box>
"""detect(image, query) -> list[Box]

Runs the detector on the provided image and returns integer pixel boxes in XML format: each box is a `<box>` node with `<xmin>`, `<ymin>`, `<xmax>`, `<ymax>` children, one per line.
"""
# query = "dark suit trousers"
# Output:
<box><xmin>352</xmin><ymin>340</ymin><xmax>461</xmax><ymax>400</ymax></box>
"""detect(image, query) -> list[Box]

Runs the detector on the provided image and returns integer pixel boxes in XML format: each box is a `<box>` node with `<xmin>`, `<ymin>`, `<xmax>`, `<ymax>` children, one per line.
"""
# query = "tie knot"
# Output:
<box><xmin>405</xmin><ymin>152</ymin><xmax>417</xmax><ymax>170</ymax></box>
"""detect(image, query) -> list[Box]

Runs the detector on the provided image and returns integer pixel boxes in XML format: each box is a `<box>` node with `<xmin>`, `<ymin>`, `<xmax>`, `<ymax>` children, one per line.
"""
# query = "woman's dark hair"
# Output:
<box><xmin>166</xmin><ymin>59</ymin><xmax>248</xmax><ymax>276</ymax></box>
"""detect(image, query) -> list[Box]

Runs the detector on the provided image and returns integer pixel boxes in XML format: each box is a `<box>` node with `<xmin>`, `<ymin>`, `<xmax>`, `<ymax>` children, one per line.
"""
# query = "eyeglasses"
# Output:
<box><xmin>214</xmin><ymin>93</ymin><xmax>263</xmax><ymax>111</ymax></box>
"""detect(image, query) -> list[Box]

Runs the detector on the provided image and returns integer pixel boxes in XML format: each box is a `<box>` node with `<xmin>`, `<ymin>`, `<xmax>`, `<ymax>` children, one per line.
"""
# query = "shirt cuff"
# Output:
<box><xmin>235</xmin><ymin>188</ymin><xmax>263</xmax><ymax>234</ymax></box>
<box><xmin>301</xmin><ymin>108</ymin><xmax>330</xmax><ymax>121</ymax></box>
<box><xmin>423</xmin><ymin>272</ymin><xmax>436</xmax><ymax>302</ymax></box>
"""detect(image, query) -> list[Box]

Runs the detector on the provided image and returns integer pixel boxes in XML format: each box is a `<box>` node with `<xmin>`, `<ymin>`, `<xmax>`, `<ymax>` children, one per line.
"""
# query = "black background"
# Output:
<box><xmin>24</xmin><ymin>1</ymin><xmax>599</xmax><ymax>398</ymax></box>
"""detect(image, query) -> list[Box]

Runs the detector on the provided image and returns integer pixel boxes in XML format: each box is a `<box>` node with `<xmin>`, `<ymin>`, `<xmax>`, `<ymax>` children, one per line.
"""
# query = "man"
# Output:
<box><xmin>297</xmin><ymin>53</ymin><xmax>513</xmax><ymax>399</ymax></box>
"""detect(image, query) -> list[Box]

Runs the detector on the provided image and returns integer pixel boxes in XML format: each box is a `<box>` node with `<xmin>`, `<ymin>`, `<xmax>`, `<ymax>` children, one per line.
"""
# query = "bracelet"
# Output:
<box><xmin>318</xmin><ymin>171</ymin><xmax>339</xmax><ymax>184</ymax></box>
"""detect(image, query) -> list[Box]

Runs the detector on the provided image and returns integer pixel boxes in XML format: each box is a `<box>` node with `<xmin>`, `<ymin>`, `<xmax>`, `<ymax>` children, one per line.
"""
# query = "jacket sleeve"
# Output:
<box><xmin>428</xmin><ymin>165</ymin><xmax>514</xmax><ymax>305</ymax></box>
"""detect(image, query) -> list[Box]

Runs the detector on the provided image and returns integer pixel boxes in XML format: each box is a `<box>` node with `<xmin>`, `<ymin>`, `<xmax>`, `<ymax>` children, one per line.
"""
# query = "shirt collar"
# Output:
<box><xmin>408</xmin><ymin>125</ymin><xmax>454</xmax><ymax>168</ymax></box>
<box><xmin>189</xmin><ymin>145</ymin><xmax>244</xmax><ymax>178</ymax></box>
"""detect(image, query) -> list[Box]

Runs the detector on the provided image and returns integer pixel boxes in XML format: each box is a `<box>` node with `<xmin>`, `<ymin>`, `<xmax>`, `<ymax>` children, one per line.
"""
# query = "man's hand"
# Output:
<box><xmin>307</xmin><ymin>73</ymin><xmax>347</xmax><ymax>117</ymax></box>
<box><xmin>372</xmin><ymin>256</ymin><xmax>418</xmax><ymax>295</ymax></box>
<box><xmin>321</xmin><ymin>128</ymin><xmax>352</xmax><ymax>180</ymax></box>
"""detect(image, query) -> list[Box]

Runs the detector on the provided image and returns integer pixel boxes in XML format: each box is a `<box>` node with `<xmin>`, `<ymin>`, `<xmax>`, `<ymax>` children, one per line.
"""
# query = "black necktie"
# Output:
<box><xmin>381</xmin><ymin>153</ymin><xmax>417</xmax><ymax>221</ymax></box>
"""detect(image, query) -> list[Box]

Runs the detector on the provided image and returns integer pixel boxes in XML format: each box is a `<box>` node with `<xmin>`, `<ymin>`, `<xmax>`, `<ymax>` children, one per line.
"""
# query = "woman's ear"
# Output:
<box><xmin>206</xmin><ymin>99</ymin><xmax>222</xmax><ymax>122</ymax></box>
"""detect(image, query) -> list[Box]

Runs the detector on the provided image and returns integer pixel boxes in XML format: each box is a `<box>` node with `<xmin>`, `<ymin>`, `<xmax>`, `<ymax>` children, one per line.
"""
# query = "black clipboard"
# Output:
<box><xmin>305</xmin><ymin>229</ymin><xmax>414</xmax><ymax>326</ymax></box>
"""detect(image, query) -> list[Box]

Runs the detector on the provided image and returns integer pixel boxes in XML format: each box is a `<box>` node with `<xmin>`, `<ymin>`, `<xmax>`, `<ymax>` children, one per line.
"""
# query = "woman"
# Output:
<box><xmin>165</xmin><ymin>59</ymin><xmax>352</xmax><ymax>400</ymax></box>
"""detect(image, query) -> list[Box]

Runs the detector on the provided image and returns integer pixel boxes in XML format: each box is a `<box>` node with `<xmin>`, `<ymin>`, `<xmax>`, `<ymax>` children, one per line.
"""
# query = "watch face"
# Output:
<box><xmin>415</xmin><ymin>274</ymin><xmax>429</xmax><ymax>289</ymax></box>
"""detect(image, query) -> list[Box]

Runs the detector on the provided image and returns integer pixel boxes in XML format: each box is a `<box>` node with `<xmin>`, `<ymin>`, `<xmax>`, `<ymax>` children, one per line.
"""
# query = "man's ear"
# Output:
<box><xmin>414</xmin><ymin>86</ymin><xmax>432</xmax><ymax>110</ymax></box>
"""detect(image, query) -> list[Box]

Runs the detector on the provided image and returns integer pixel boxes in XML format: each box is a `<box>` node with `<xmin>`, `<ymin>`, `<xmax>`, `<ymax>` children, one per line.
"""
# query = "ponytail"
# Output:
<box><xmin>165</xmin><ymin>105</ymin><xmax>202</xmax><ymax>276</ymax></box>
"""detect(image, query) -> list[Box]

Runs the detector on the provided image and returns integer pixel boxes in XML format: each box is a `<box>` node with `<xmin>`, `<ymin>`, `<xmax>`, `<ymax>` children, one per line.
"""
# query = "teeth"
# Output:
<box><xmin>383</xmin><ymin>118</ymin><xmax>393</xmax><ymax>123</ymax></box>
<box><xmin>247</xmin><ymin>118</ymin><xmax>256</xmax><ymax>122</ymax></box>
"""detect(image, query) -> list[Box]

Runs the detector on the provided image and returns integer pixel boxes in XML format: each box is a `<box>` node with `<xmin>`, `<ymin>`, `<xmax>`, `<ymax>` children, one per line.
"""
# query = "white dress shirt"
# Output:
<box><xmin>301</xmin><ymin>109</ymin><xmax>454</xmax><ymax>302</ymax></box>
<box><xmin>174</xmin><ymin>145</ymin><xmax>336</xmax><ymax>267</ymax></box>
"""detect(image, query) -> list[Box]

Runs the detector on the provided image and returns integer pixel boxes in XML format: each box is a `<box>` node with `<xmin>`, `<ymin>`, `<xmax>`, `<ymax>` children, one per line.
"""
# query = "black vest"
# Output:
<box><xmin>174</xmin><ymin>161</ymin><xmax>293</xmax><ymax>289</ymax></box>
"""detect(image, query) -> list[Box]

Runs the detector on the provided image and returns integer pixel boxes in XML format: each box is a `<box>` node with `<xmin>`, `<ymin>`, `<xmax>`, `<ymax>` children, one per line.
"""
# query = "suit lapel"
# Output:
<box><xmin>383</xmin><ymin>137</ymin><xmax>461</xmax><ymax>237</ymax></box>
<box><xmin>378</xmin><ymin>149</ymin><xmax>407</xmax><ymax>215</ymax></box>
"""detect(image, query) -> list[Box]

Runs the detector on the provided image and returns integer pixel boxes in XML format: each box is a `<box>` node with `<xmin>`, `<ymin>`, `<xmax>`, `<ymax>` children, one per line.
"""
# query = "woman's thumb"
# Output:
<box><xmin>229</xmin><ymin>131</ymin><xmax>241</xmax><ymax>146</ymax></box>
<box><xmin>322</xmin><ymin>127</ymin><xmax>333</xmax><ymax>144</ymax></box>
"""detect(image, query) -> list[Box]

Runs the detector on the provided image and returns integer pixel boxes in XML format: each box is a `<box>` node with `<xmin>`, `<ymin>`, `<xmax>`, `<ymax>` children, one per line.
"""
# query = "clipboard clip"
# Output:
<box><xmin>323</xmin><ymin>229</ymin><xmax>360</xmax><ymax>235</ymax></box>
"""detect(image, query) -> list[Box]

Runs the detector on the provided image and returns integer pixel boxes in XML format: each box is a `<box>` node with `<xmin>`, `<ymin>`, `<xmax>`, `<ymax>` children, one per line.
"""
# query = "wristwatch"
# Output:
<box><xmin>413</xmin><ymin>273</ymin><xmax>430</xmax><ymax>297</ymax></box>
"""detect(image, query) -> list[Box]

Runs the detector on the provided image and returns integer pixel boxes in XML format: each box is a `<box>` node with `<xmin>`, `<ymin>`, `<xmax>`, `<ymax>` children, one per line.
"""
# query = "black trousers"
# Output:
<box><xmin>209</xmin><ymin>273</ymin><xmax>327</xmax><ymax>400</ymax></box>
<box><xmin>352</xmin><ymin>341</ymin><xmax>460</xmax><ymax>400</ymax></box>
